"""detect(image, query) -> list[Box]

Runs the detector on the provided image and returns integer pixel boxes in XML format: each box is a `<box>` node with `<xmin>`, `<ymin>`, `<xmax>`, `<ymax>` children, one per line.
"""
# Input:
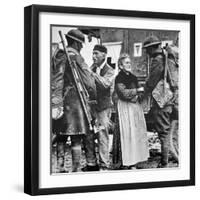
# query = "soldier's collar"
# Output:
<box><xmin>152</xmin><ymin>48</ymin><xmax>163</xmax><ymax>57</ymax></box>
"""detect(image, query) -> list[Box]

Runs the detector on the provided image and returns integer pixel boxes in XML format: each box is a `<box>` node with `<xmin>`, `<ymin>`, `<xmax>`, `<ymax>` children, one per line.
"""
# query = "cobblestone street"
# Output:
<box><xmin>51</xmin><ymin>133</ymin><xmax>178</xmax><ymax>174</ymax></box>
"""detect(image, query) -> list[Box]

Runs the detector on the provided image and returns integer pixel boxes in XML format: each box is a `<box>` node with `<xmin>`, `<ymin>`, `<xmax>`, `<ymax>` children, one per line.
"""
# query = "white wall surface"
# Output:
<box><xmin>0</xmin><ymin>0</ymin><xmax>199</xmax><ymax>199</ymax></box>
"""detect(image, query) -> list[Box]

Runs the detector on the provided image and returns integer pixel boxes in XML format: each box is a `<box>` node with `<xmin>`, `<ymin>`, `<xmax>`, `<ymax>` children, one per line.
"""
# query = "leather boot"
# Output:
<box><xmin>57</xmin><ymin>142</ymin><xmax>67</xmax><ymax>172</ymax></box>
<box><xmin>159</xmin><ymin>135</ymin><xmax>170</xmax><ymax>167</ymax></box>
<box><xmin>71</xmin><ymin>145</ymin><xmax>81</xmax><ymax>172</ymax></box>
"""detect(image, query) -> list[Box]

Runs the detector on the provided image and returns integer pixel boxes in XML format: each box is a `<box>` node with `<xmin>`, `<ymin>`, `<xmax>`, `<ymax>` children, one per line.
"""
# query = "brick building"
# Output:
<box><xmin>81</xmin><ymin>27</ymin><xmax>179</xmax><ymax>82</ymax></box>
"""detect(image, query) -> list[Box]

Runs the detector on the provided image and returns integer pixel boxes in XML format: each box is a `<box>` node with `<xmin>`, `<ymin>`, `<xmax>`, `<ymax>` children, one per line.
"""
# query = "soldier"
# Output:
<box><xmin>82</xmin><ymin>45</ymin><xmax>115</xmax><ymax>171</ymax></box>
<box><xmin>142</xmin><ymin>36</ymin><xmax>179</xmax><ymax>168</ymax></box>
<box><xmin>52</xmin><ymin>29</ymin><xmax>97</xmax><ymax>172</ymax></box>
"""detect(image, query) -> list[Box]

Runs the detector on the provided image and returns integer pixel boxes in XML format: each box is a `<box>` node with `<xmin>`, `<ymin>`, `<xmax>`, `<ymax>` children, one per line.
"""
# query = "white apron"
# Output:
<box><xmin>118</xmin><ymin>99</ymin><xmax>149</xmax><ymax>166</ymax></box>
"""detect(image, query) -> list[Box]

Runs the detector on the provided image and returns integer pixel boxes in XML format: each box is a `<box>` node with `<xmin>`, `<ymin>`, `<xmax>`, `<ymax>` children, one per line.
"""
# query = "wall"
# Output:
<box><xmin>102</xmin><ymin>28</ymin><xmax>178</xmax><ymax>77</ymax></box>
<box><xmin>0</xmin><ymin>0</ymin><xmax>199</xmax><ymax>200</ymax></box>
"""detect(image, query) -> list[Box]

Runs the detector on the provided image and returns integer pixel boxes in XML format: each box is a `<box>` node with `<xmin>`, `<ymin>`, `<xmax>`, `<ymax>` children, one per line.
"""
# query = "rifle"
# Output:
<box><xmin>163</xmin><ymin>47</ymin><xmax>174</xmax><ymax>94</ymax></box>
<box><xmin>58</xmin><ymin>30</ymin><xmax>95</xmax><ymax>131</ymax></box>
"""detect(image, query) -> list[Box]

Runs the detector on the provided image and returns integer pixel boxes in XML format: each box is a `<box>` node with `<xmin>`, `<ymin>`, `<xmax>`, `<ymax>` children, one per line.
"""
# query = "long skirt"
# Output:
<box><xmin>117</xmin><ymin>100</ymin><xmax>149</xmax><ymax>166</ymax></box>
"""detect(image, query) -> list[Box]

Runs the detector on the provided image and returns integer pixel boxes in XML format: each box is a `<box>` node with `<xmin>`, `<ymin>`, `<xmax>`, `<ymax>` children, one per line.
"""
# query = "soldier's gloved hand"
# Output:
<box><xmin>52</xmin><ymin>106</ymin><xmax>64</xmax><ymax>120</ymax></box>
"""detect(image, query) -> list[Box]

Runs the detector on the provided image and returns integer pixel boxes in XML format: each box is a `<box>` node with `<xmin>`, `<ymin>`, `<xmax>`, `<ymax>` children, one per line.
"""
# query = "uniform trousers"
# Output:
<box><xmin>152</xmin><ymin>103</ymin><xmax>173</xmax><ymax>166</ymax></box>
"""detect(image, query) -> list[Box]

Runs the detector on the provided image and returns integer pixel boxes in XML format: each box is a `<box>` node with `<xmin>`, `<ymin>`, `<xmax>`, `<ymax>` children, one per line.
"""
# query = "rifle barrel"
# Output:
<box><xmin>58</xmin><ymin>30</ymin><xmax>93</xmax><ymax>131</ymax></box>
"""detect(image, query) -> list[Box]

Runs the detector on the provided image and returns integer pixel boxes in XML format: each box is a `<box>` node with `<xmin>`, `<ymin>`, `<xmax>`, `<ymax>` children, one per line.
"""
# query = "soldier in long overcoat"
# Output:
<box><xmin>52</xmin><ymin>29</ymin><xmax>97</xmax><ymax>172</ymax></box>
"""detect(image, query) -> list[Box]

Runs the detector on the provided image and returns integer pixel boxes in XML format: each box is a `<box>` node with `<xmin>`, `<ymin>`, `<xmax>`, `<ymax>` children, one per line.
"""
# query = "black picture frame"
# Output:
<box><xmin>24</xmin><ymin>4</ymin><xmax>195</xmax><ymax>195</ymax></box>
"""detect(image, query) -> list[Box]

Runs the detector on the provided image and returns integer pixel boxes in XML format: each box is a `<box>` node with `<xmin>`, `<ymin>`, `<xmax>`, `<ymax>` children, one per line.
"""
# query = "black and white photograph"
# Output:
<box><xmin>1</xmin><ymin>0</ymin><xmax>199</xmax><ymax>198</ymax></box>
<box><xmin>51</xmin><ymin>26</ymin><xmax>179</xmax><ymax>173</ymax></box>
<box><xmin>24</xmin><ymin>5</ymin><xmax>195</xmax><ymax>195</ymax></box>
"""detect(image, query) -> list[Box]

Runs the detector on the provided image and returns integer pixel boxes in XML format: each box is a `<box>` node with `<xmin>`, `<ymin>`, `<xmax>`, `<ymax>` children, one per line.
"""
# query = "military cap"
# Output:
<box><xmin>93</xmin><ymin>44</ymin><xmax>107</xmax><ymax>53</ymax></box>
<box><xmin>143</xmin><ymin>35</ymin><xmax>161</xmax><ymax>48</ymax></box>
<box><xmin>65</xmin><ymin>29</ymin><xmax>85</xmax><ymax>43</ymax></box>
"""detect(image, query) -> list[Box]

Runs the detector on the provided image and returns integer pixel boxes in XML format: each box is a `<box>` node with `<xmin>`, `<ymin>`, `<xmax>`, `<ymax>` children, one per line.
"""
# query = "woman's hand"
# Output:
<box><xmin>137</xmin><ymin>87</ymin><xmax>144</xmax><ymax>93</ymax></box>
